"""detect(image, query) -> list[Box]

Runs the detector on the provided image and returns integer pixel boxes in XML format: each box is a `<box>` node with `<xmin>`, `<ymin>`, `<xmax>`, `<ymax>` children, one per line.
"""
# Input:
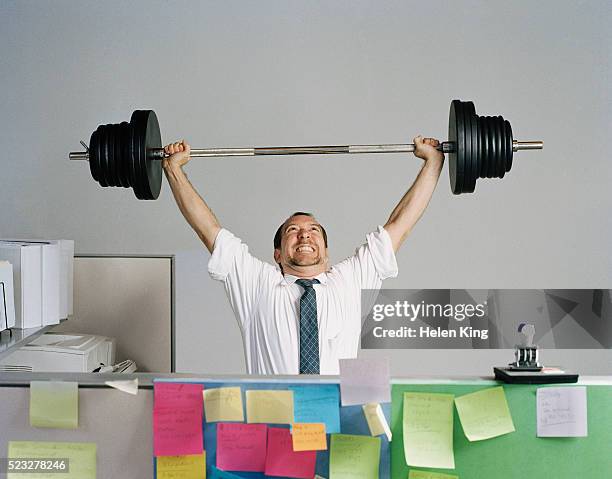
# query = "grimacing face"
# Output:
<box><xmin>274</xmin><ymin>215</ymin><xmax>328</xmax><ymax>270</ymax></box>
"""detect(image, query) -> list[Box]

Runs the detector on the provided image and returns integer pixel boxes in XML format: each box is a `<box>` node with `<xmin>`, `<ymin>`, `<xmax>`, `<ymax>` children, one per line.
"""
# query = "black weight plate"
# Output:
<box><xmin>488</xmin><ymin>117</ymin><xmax>497</xmax><ymax>178</ymax></box>
<box><xmin>142</xmin><ymin>110</ymin><xmax>162</xmax><ymax>200</ymax></box>
<box><xmin>99</xmin><ymin>125</ymin><xmax>109</xmax><ymax>187</ymax></box>
<box><xmin>478</xmin><ymin>116</ymin><xmax>486</xmax><ymax>178</ymax></box>
<box><xmin>128</xmin><ymin>120</ymin><xmax>138</xmax><ymax>194</ymax></box>
<box><xmin>448</xmin><ymin>100</ymin><xmax>459</xmax><ymax>194</ymax></box>
<box><xmin>136</xmin><ymin>112</ymin><xmax>151</xmax><ymax>199</ymax></box>
<box><xmin>451</xmin><ymin>100</ymin><xmax>466</xmax><ymax>194</ymax></box>
<box><xmin>117</xmin><ymin>122</ymin><xmax>128</xmax><ymax>187</ymax></box>
<box><xmin>498</xmin><ymin>117</ymin><xmax>506</xmax><ymax>178</ymax></box>
<box><xmin>465</xmin><ymin>101</ymin><xmax>477</xmax><ymax>193</ymax></box>
<box><xmin>505</xmin><ymin>119</ymin><xmax>513</xmax><ymax>173</ymax></box>
<box><xmin>471</xmin><ymin>104</ymin><xmax>479</xmax><ymax>189</ymax></box>
<box><xmin>495</xmin><ymin>116</ymin><xmax>504</xmax><ymax>178</ymax></box>
<box><xmin>462</xmin><ymin>101</ymin><xmax>473</xmax><ymax>193</ymax></box>
<box><xmin>107</xmin><ymin>124</ymin><xmax>117</xmax><ymax>186</ymax></box>
<box><xmin>89</xmin><ymin>128</ymin><xmax>100</xmax><ymax>183</ymax></box>
<box><xmin>131</xmin><ymin>111</ymin><xmax>146</xmax><ymax>199</ymax></box>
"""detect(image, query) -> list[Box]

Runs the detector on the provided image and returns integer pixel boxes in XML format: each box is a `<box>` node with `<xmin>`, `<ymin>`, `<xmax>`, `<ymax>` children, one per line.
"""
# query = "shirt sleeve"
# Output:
<box><xmin>331</xmin><ymin>225</ymin><xmax>399</xmax><ymax>290</ymax></box>
<box><xmin>208</xmin><ymin>228</ymin><xmax>276</xmax><ymax>329</ymax></box>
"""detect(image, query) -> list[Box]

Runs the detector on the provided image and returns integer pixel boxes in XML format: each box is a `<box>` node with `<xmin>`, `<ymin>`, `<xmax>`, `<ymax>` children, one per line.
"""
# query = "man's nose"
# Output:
<box><xmin>298</xmin><ymin>229</ymin><xmax>311</xmax><ymax>239</ymax></box>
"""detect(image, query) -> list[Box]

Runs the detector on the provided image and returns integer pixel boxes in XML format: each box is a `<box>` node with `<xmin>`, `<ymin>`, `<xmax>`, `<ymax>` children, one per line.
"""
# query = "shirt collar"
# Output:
<box><xmin>281</xmin><ymin>271</ymin><xmax>328</xmax><ymax>286</ymax></box>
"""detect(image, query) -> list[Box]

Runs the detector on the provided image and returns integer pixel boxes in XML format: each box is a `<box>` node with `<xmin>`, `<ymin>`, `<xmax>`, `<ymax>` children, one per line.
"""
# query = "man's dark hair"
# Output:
<box><xmin>273</xmin><ymin>212</ymin><xmax>328</xmax><ymax>249</ymax></box>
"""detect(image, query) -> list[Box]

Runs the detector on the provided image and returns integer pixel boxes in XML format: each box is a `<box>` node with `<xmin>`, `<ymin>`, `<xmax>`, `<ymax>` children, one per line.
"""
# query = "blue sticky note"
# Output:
<box><xmin>209</xmin><ymin>465</ymin><xmax>244</xmax><ymax>478</ymax></box>
<box><xmin>290</xmin><ymin>385</ymin><xmax>341</xmax><ymax>433</ymax></box>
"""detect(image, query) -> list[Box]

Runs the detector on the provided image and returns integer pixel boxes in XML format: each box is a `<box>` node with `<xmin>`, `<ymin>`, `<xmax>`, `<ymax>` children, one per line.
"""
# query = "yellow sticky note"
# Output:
<box><xmin>292</xmin><ymin>423</ymin><xmax>327</xmax><ymax>451</ymax></box>
<box><xmin>409</xmin><ymin>470</ymin><xmax>459</xmax><ymax>479</ymax></box>
<box><xmin>246</xmin><ymin>390</ymin><xmax>293</xmax><ymax>424</ymax></box>
<box><xmin>203</xmin><ymin>387</ymin><xmax>244</xmax><ymax>422</ymax></box>
<box><xmin>157</xmin><ymin>452</ymin><xmax>206</xmax><ymax>479</ymax></box>
<box><xmin>403</xmin><ymin>392</ymin><xmax>455</xmax><ymax>469</ymax></box>
<box><xmin>30</xmin><ymin>381</ymin><xmax>78</xmax><ymax>429</ymax></box>
<box><xmin>362</xmin><ymin>403</ymin><xmax>392</xmax><ymax>441</ymax></box>
<box><xmin>454</xmin><ymin>386</ymin><xmax>515</xmax><ymax>441</ymax></box>
<box><xmin>7</xmin><ymin>441</ymin><xmax>96</xmax><ymax>479</ymax></box>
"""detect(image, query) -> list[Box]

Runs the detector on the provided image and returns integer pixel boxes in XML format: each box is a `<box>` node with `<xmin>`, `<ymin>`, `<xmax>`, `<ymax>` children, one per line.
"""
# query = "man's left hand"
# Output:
<box><xmin>413</xmin><ymin>135</ymin><xmax>445</xmax><ymax>165</ymax></box>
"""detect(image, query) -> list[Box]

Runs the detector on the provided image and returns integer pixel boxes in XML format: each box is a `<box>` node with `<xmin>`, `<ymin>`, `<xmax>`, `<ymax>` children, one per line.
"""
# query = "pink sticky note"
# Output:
<box><xmin>153</xmin><ymin>406</ymin><xmax>204</xmax><ymax>457</ymax></box>
<box><xmin>264</xmin><ymin>427</ymin><xmax>316</xmax><ymax>479</ymax></box>
<box><xmin>216</xmin><ymin>423</ymin><xmax>267</xmax><ymax>472</ymax></box>
<box><xmin>153</xmin><ymin>382</ymin><xmax>204</xmax><ymax>457</ymax></box>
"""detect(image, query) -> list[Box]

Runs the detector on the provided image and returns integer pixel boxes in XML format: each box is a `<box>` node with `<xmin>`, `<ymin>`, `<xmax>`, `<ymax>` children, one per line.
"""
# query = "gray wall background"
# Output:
<box><xmin>1</xmin><ymin>1</ymin><xmax>610</xmax><ymax>375</ymax></box>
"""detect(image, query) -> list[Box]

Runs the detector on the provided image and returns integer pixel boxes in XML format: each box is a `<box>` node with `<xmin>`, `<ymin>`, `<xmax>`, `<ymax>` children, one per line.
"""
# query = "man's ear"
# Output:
<box><xmin>274</xmin><ymin>248</ymin><xmax>281</xmax><ymax>264</ymax></box>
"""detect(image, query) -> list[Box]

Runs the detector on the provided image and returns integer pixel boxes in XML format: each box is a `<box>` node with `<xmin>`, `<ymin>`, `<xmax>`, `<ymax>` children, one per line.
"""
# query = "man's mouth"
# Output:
<box><xmin>295</xmin><ymin>245</ymin><xmax>315</xmax><ymax>253</ymax></box>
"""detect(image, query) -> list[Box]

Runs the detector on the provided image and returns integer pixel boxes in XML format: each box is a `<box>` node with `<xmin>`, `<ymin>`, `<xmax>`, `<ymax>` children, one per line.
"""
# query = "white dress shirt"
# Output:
<box><xmin>208</xmin><ymin>226</ymin><xmax>398</xmax><ymax>374</ymax></box>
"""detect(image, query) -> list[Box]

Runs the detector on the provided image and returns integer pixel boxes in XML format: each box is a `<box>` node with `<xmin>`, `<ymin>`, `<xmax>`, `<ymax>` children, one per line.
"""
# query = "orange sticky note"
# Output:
<box><xmin>292</xmin><ymin>423</ymin><xmax>327</xmax><ymax>451</ymax></box>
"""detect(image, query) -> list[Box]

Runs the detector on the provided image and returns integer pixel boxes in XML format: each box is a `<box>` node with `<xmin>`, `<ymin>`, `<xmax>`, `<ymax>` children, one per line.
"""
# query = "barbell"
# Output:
<box><xmin>69</xmin><ymin>100</ymin><xmax>543</xmax><ymax>200</ymax></box>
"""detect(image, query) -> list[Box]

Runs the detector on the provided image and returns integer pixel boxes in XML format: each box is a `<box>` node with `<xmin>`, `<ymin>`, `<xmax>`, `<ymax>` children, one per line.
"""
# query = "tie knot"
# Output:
<box><xmin>295</xmin><ymin>278</ymin><xmax>320</xmax><ymax>290</ymax></box>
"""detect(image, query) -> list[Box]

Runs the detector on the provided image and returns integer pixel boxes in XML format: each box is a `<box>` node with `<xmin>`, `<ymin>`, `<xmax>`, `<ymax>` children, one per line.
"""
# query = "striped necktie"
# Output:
<box><xmin>295</xmin><ymin>278</ymin><xmax>320</xmax><ymax>374</ymax></box>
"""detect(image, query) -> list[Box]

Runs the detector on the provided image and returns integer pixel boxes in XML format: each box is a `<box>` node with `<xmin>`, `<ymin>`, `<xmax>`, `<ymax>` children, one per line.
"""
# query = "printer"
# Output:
<box><xmin>0</xmin><ymin>332</ymin><xmax>115</xmax><ymax>372</ymax></box>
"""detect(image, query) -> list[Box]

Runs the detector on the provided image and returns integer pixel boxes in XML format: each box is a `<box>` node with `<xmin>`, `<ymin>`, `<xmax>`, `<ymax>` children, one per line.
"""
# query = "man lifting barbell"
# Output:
<box><xmin>162</xmin><ymin>136</ymin><xmax>444</xmax><ymax>375</ymax></box>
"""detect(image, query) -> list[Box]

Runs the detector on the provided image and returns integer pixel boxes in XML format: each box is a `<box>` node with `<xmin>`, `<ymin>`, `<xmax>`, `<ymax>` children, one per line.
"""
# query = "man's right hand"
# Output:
<box><xmin>163</xmin><ymin>140</ymin><xmax>191</xmax><ymax>170</ymax></box>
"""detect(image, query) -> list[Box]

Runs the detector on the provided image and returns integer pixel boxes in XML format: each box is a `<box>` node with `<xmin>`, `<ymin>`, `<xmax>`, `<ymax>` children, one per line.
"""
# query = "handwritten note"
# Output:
<box><xmin>264</xmin><ymin>427</ymin><xmax>317</xmax><ymax>478</ymax></box>
<box><xmin>339</xmin><ymin>358</ymin><xmax>390</xmax><ymax>406</ymax></box>
<box><xmin>292</xmin><ymin>423</ymin><xmax>327</xmax><ymax>451</ymax></box>
<box><xmin>8</xmin><ymin>441</ymin><xmax>96</xmax><ymax>479</ymax></box>
<box><xmin>290</xmin><ymin>385</ymin><xmax>341</xmax><ymax>433</ymax></box>
<box><xmin>157</xmin><ymin>452</ymin><xmax>206</xmax><ymax>479</ymax></box>
<box><xmin>246</xmin><ymin>390</ymin><xmax>294</xmax><ymax>424</ymax></box>
<box><xmin>30</xmin><ymin>381</ymin><xmax>78</xmax><ymax>429</ymax></box>
<box><xmin>403</xmin><ymin>392</ymin><xmax>455</xmax><ymax>469</ymax></box>
<box><xmin>329</xmin><ymin>433</ymin><xmax>381</xmax><ymax>478</ymax></box>
<box><xmin>537</xmin><ymin>386</ymin><xmax>587</xmax><ymax>437</ymax></box>
<box><xmin>408</xmin><ymin>470</ymin><xmax>459</xmax><ymax>479</ymax></box>
<box><xmin>454</xmin><ymin>387</ymin><xmax>515</xmax><ymax>441</ymax></box>
<box><xmin>216</xmin><ymin>422</ymin><xmax>267</xmax><ymax>472</ymax></box>
<box><xmin>363</xmin><ymin>403</ymin><xmax>392</xmax><ymax>441</ymax></box>
<box><xmin>154</xmin><ymin>383</ymin><xmax>204</xmax><ymax>457</ymax></box>
<box><xmin>203</xmin><ymin>387</ymin><xmax>244</xmax><ymax>422</ymax></box>
<box><xmin>209</xmin><ymin>466</ymin><xmax>243</xmax><ymax>478</ymax></box>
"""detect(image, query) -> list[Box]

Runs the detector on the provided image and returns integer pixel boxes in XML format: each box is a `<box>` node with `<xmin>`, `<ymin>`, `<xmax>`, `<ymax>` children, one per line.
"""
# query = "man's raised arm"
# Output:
<box><xmin>163</xmin><ymin>140</ymin><xmax>221</xmax><ymax>253</ymax></box>
<box><xmin>383</xmin><ymin>136</ymin><xmax>444</xmax><ymax>253</ymax></box>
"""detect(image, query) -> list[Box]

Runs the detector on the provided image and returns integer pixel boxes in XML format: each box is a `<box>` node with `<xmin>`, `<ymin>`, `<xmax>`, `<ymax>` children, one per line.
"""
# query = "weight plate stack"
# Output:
<box><xmin>129</xmin><ymin>110</ymin><xmax>163</xmax><ymax>200</ymax></box>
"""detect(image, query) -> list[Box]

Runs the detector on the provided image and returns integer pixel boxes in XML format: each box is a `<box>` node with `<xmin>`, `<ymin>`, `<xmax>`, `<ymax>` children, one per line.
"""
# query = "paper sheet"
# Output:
<box><xmin>292</xmin><ymin>423</ymin><xmax>327</xmax><ymax>451</ymax></box>
<box><xmin>7</xmin><ymin>441</ymin><xmax>96</xmax><ymax>479</ymax></box>
<box><xmin>454</xmin><ymin>387</ymin><xmax>515</xmax><ymax>441</ymax></box>
<box><xmin>105</xmin><ymin>378</ymin><xmax>138</xmax><ymax>395</ymax></box>
<box><xmin>246</xmin><ymin>390</ymin><xmax>294</xmax><ymax>424</ymax></box>
<box><xmin>537</xmin><ymin>386</ymin><xmax>588</xmax><ymax>437</ymax></box>
<box><xmin>216</xmin><ymin>423</ymin><xmax>267</xmax><ymax>472</ymax></box>
<box><xmin>403</xmin><ymin>392</ymin><xmax>455</xmax><ymax>469</ymax></box>
<box><xmin>157</xmin><ymin>452</ymin><xmax>206</xmax><ymax>479</ymax></box>
<box><xmin>329</xmin><ymin>433</ymin><xmax>381</xmax><ymax>479</ymax></box>
<box><xmin>363</xmin><ymin>402</ymin><xmax>392</xmax><ymax>441</ymax></box>
<box><xmin>264</xmin><ymin>427</ymin><xmax>317</xmax><ymax>478</ymax></box>
<box><xmin>203</xmin><ymin>387</ymin><xmax>244</xmax><ymax>422</ymax></box>
<box><xmin>339</xmin><ymin>358</ymin><xmax>390</xmax><ymax>406</ymax></box>
<box><xmin>408</xmin><ymin>470</ymin><xmax>459</xmax><ymax>479</ymax></box>
<box><xmin>30</xmin><ymin>381</ymin><xmax>78</xmax><ymax>429</ymax></box>
<box><xmin>290</xmin><ymin>385</ymin><xmax>341</xmax><ymax>433</ymax></box>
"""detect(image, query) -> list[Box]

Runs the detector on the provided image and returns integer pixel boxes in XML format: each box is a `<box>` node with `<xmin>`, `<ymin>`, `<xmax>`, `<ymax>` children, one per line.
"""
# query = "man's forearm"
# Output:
<box><xmin>163</xmin><ymin>164</ymin><xmax>221</xmax><ymax>253</ymax></box>
<box><xmin>384</xmin><ymin>159</ymin><xmax>443</xmax><ymax>252</ymax></box>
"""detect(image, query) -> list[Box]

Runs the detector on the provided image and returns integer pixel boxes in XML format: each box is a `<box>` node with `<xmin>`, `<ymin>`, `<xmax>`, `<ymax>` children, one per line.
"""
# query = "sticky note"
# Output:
<box><xmin>290</xmin><ymin>385</ymin><xmax>341</xmax><ymax>433</ymax></box>
<box><xmin>216</xmin><ymin>422</ymin><xmax>267</xmax><ymax>472</ymax></box>
<box><xmin>203</xmin><ymin>387</ymin><xmax>244</xmax><ymax>422</ymax></box>
<box><xmin>105</xmin><ymin>378</ymin><xmax>138</xmax><ymax>395</ymax></box>
<box><xmin>30</xmin><ymin>381</ymin><xmax>78</xmax><ymax>429</ymax></box>
<box><xmin>246</xmin><ymin>390</ymin><xmax>294</xmax><ymax>424</ymax></box>
<box><xmin>329</xmin><ymin>433</ymin><xmax>381</xmax><ymax>478</ymax></box>
<box><xmin>154</xmin><ymin>406</ymin><xmax>204</xmax><ymax>457</ymax></box>
<box><xmin>454</xmin><ymin>386</ymin><xmax>515</xmax><ymax>441</ymax></box>
<box><xmin>7</xmin><ymin>441</ymin><xmax>96</xmax><ymax>479</ymax></box>
<box><xmin>403</xmin><ymin>392</ymin><xmax>455</xmax><ymax>469</ymax></box>
<box><xmin>537</xmin><ymin>386</ymin><xmax>588</xmax><ymax>437</ymax></box>
<box><xmin>292</xmin><ymin>423</ymin><xmax>327</xmax><ymax>451</ymax></box>
<box><xmin>339</xmin><ymin>358</ymin><xmax>390</xmax><ymax>406</ymax></box>
<box><xmin>209</xmin><ymin>466</ymin><xmax>243</xmax><ymax>478</ymax></box>
<box><xmin>408</xmin><ymin>470</ymin><xmax>459</xmax><ymax>479</ymax></box>
<box><xmin>155</xmin><ymin>383</ymin><xmax>204</xmax><ymax>408</ymax></box>
<box><xmin>264</xmin><ymin>427</ymin><xmax>317</xmax><ymax>478</ymax></box>
<box><xmin>157</xmin><ymin>452</ymin><xmax>206</xmax><ymax>479</ymax></box>
<box><xmin>362</xmin><ymin>403</ymin><xmax>392</xmax><ymax>441</ymax></box>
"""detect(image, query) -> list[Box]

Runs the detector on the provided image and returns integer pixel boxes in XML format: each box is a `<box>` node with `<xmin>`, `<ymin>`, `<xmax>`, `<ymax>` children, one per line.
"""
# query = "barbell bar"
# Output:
<box><xmin>69</xmin><ymin>99</ymin><xmax>543</xmax><ymax>200</ymax></box>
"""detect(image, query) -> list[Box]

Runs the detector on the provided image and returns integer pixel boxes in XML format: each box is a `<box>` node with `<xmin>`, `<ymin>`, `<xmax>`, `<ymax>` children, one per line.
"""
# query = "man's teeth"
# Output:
<box><xmin>296</xmin><ymin>245</ymin><xmax>314</xmax><ymax>252</ymax></box>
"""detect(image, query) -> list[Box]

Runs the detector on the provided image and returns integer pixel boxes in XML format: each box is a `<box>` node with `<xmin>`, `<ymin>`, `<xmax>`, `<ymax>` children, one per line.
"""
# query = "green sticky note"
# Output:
<box><xmin>330</xmin><ymin>434</ymin><xmax>380</xmax><ymax>478</ymax></box>
<box><xmin>409</xmin><ymin>469</ymin><xmax>459</xmax><ymax>479</ymax></box>
<box><xmin>30</xmin><ymin>381</ymin><xmax>78</xmax><ymax>429</ymax></box>
<box><xmin>403</xmin><ymin>392</ymin><xmax>455</xmax><ymax>469</ymax></box>
<box><xmin>8</xmin><ymin>441</ymin><xmax>96</xmax><ymax>479</ymax></box>
<box><xmin>454</xmin><ymin>386</ymin><xmax>515</xmax><ymax>441</ymax></box>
